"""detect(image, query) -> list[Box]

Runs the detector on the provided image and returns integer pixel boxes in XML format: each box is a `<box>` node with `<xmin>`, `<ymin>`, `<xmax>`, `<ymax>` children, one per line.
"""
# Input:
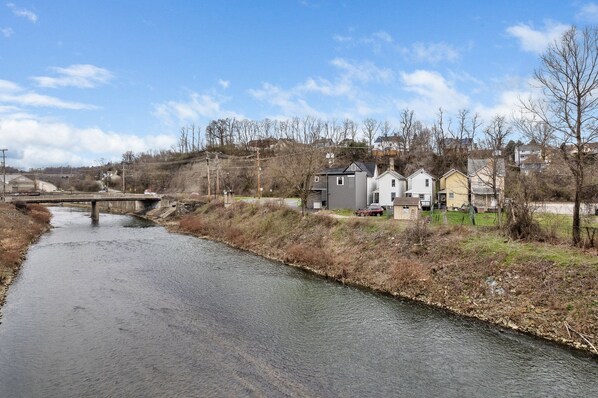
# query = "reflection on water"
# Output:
<box><xmin>0</xmin><ymin>207</ymin><xmax>596</xmax><ymax>397</ymax></box>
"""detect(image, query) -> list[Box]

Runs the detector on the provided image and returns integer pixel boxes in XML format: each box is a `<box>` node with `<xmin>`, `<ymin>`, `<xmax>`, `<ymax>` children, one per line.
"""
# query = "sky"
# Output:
<box><xmin>0</xmin><ymin>0</ymin><xmax>596</xmax><ymax>169</ymax></box>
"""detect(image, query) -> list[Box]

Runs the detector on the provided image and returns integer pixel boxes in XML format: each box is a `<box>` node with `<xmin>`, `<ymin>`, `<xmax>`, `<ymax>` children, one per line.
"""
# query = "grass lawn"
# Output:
<box><xmin>423</xmin><ymin>210</ymin><xmax>500</xmax><ymax>227</ymax></box>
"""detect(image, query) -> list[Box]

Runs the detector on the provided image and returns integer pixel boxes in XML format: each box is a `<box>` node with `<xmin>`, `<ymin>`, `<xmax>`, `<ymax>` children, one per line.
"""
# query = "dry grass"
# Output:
<box><xmin>0</xmin><ymin>203</ymin><xmax>51</xmax><ymax>303</ymax></box>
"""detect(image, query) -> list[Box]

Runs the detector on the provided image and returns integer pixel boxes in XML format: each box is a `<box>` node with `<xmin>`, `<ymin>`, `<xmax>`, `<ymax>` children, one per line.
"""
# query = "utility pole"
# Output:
<box><xmin>257</xmin><ymin>148</ymin><xmax>261</xmax><ymax>199</ymax></box>
<box><xmin>206</xmin><ymin>155</ymin><xmax>211</xmax><ymax>201</ymax></box>
<box><xmin>122</xmin><ymin>162</ymin><xmax>126</xmax><ymax>192</ymax></box>
<box><xmin>215</xmin><ymin>153</ymin><xmax>220</xmax><ymax>200</ymax></box>
<box><xmin>1</xmin><ymin>148</ymin><xmax>7</xmax><ymax>202</ymax></box>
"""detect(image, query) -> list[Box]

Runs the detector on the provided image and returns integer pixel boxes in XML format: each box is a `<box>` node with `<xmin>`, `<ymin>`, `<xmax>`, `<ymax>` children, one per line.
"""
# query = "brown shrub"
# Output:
<box><xmin>285</xmin><ymin>243</ymin><xmax>333</xmax><ymax>269</ymax></box>
<box><xmin>389</xmin><ymin>260</ymin><xmax>429</xmax><ymax>289</ymax></box>
<box><xmin>30</xmin><ymin>208</ymin><xmax>51</xmax><ymax>224</ymax></box>
<box><xmin>180</xmin><ymin>215</ymin><xmax>204</xmax><ymax>234</ymax></box>
<box><xmin>0</xmin><ymin>250</ymin><xmax>21</xmax><ymax>269</ymax></box>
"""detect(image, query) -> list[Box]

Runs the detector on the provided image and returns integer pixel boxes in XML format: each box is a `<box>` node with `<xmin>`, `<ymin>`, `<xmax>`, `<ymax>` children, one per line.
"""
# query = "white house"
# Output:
<box><xmin>374</xmin><ymin>170</ymin><xmax>406</xmax><ymax>208</ymax></box>
<box><xmin>405</xmin><ymin>168</ymin><xmax>435</xmax><ymax>209</ymax></box>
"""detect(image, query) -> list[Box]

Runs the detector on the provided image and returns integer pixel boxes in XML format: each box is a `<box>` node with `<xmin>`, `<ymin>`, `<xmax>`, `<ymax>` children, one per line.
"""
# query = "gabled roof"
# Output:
<box><xmin>467</xmin><ymin>158</ymin><xmax>505</xmax><ymax>177</ymax></box>
<box><xmin>441</xmin><ymin>168</ymin><xmax>467</xmax><ymax>180</ymax></box>
<box><xmin>393</xmin><ymin>197</ymin><xmax>421</xmax><ymax>206</ymax></box>
<box><xmin>407</xmin><ymin>168</ymin><xmax>434</xmax><ymax>180</ymax></box>
<box><xmin>4</xmin><ymin>174</ymin><xmax>34</xmax><ymax>184</ymax></box>
<box><xmin>345</xmin><ymin>161</ymin><xmax>377</xmax><ymax>177</ymax></box>
<box><xmin>376</xmin><ymin>170</ymin><xmax>406</xmax><ymax>180</ymax></box>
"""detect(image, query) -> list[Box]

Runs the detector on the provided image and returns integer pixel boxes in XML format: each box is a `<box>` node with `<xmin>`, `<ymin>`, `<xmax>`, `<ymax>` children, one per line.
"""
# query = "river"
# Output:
<box><xmin>0</xmin><ymin>207</ymin><xmax>596</xmax><ymax>397</ymax></box>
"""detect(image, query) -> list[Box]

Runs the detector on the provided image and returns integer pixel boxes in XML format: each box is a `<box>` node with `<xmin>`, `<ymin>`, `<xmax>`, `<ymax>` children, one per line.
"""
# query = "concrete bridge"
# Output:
<box><xmin>5</xmin><ymin>193</ymin><xmax>162</xmax><ymax>222</ymax></box>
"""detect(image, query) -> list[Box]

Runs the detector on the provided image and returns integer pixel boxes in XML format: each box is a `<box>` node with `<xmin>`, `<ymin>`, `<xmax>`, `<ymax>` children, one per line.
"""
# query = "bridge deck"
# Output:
<box><xmin>5</xmin><ymin>194</ymin><xmax>161</xmax><ymax>204</ymax></box>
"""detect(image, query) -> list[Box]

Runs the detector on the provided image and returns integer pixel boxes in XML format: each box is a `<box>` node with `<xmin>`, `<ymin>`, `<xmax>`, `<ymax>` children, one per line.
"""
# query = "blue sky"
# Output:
<box><xmin>0</xmin><ymin>0</ymin><xmax>596</xmax><ymax>169</ymax></box>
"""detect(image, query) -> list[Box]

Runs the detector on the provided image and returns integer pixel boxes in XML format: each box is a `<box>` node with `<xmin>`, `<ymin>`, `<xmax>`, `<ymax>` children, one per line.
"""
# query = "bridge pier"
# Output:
<box><xmin>91</xmin><ymin>201</ymin><xmax>100</xmax><ymax>222</ymax></box>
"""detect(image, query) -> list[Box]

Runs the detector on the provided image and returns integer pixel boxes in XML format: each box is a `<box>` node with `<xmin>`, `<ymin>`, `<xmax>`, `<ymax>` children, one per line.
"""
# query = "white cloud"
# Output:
<box><xmin>7</xmin><ymin>3</ymin><xmax>38</xmax><ymax>23</ymax></box>
<box><xmin>218</xmin><ymin>79</ymin><xmax>230</xmax><ymax>89</ymax></box>
<box><xmin>577</xmin><ymin>3</ymin><xmax>598</xmax><ymax>22</ymax></box>
<box><xmin>154</xmin><ymin>92</ymin><xmax>242</xmax><ymax>126</ymax></box>
<box><xmin>330</xmin><ymin>58</ymin><xmax>394</xmax><ymax>84</ymax></box>
<box><xmin>506</xmin><ymin>21</ymin><xmax>570</xmax><ymax>53</ymax></box>
<box><xmin>249</xmin><ymin>83</ymin><xmax>323</xmax><ymax>117</ymax></box>
<box><xmin>0</xmin><ymin>79</ymin><xmax>96</xmax><ymax>109</ymax></box>
<box><xmin>0</xmin><ymin>115</ymin><xmax>175</xmax><ymax>169</ymax></box>
<box><xmin>398</xmin><ymin>70</ymin><xmax>470</xmax><ymax>119</ymax></box>
<box><xmin>407</xmin><ymin>42</ymin><xmax>460</xmax><ymax>63</ymax></box>
<box><xmin>360</xmin><ymin>30</ymin><xmax>395</xmax><ymax>52</ymax></box>
<box><xmin>31</xmin><ymin>64</ymin><xmax>114</xmax><ymax>89</ymax></box>
<box><xmin>1</xmin><ymin>27</ymin><xmax>13</xmax><ymax>38</ymax></box>
<box><xmin>332</xmin><ymin>34</ymin><xmax>352</xmax><ymax>43</ymax></box>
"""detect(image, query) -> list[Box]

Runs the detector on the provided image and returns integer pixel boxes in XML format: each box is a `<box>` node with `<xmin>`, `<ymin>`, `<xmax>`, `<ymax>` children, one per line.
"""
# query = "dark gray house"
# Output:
<box><xmin>308</xmin><ymin>162</ymin><xmax>375</xmax><ymax>210</ymax></box>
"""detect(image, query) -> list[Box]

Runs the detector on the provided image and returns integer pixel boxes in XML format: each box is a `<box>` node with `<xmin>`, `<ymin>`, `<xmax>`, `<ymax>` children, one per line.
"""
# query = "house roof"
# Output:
<box><xmin>441</xmin><ymin>168</ymin><xmax>467</xmax><ymax>179</ymax></box>
<box><xmin>376</xmin><ymin>170</ymin><xmax>406</xmax><ymax>180</ymax></box>
<box><xmin>3</xmin><ymin>174</ymin><xmax>34</xmax><ymax>184</ymax></box>
<box><xmin>393</xmin><ymin>197</ymin><xmax>421</xmax><ymax>206</ymax></box>
<box><xmin>467</xmin><ymin>158</ymin><xmax>505</xmax><ymax>177</ymax></box>
<box><xmin>346</xmin><ymin>161</ymin><xmax>377</xmax><ymax>177</ymax></box>
<box><xmin>318</xmin><ymin>167</ymin><xmax>348</xmax><ymax>175</ymax></box>
<box><xmin>407</xmin><ymin>168</ymin><xmax>434</xmax><ymax>180</ymax></box>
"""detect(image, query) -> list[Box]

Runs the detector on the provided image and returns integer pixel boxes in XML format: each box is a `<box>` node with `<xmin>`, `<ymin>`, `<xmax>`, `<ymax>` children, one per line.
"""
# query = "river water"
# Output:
<box><xmin>0</xmin><ymin>207</ymin><xmax>596</xmax><ymax>397</ymax></box>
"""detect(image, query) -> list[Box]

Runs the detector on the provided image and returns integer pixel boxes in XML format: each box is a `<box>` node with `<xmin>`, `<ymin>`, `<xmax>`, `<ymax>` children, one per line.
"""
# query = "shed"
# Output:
<box><xmin>393</xmin><ymin>197</ymin><xmax>421</xmax><ymax>221</ymax></box>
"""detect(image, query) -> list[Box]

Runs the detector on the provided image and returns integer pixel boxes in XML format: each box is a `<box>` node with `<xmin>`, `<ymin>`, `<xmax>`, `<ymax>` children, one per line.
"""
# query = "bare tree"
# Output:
<box><xmin>512</xmin><ymin>112</ymin><xmax>555</xmax><ymax>161</ymax></box>
<box><xmin>470</xmin><ymin>115</ymin><xmax>511</xmax><ymax>225</ymax></box>
<box><xmin>361</xmin><ymin>118</ymin><xmax>380</xmax><ymax>150</ymax></box>
<box><xmin>399</xmin><ymin>109</ymin><xmax>415</xmax><ymax>153</ymax></box>
<box><xmin>268</xmin><ymin>142</ymin><xmax>327</xmax><ymax>216</ymax></box>
<box><xmin>524</xmin><ymin>26</ymin><xmax>598</xmax><ymax>245</ymax></box>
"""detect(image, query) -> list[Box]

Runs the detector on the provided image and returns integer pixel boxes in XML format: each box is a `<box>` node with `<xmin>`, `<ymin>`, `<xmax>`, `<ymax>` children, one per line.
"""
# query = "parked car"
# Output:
<box><xmin>355</xmin><ymin>204</ymin><xmax>384</xmax><ymax>217</ymax></box>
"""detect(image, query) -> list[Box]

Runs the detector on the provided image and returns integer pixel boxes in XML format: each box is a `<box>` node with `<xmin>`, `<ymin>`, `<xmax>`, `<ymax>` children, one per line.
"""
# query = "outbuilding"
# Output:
<box><xmin>393</xmin><ymin>197</ymin><xmax>421</xmax><ymax>221</ymax></box>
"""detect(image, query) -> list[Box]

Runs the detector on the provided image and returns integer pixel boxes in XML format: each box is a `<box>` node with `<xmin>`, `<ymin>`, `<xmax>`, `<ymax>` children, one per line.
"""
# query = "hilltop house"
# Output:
<box><xmin>468</xmin><ymin>158</ymin><xmax>505</xmax><ymax>209</ymax></box>
<box><xmin>438</xmin><ymin>169</ymin><xmax>468</xmax><ymax>210</ymax></box>
<box><xmin>405</xmin><ymin>169</ymin><xmax>435</xmax><ymax>209</ymax></box>
<box><xmin>515</xmin><ymin>141</ymin><xmax>546</xmax><ymax>174</ymax></box>
<box><xmin>372</xmin><ymin>135</ymin><xmax>404</xmax><ymax>157</ymax></box>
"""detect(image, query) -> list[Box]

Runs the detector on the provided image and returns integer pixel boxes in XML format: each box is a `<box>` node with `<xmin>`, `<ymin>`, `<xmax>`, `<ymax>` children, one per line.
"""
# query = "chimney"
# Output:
<box><xmin>389</xmin><ymin>157</ymin><xmax>395</xmax><ymax>171</ymax></box>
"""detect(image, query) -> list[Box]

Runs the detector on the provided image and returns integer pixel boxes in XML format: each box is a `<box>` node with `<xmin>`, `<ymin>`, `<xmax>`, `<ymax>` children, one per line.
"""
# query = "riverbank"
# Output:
<box><xmin>0</xmin><ymin>202</ymin><xmax>51</xmax><ymax>311</ymax></box>
<box><xmin>157</xmin><ymin>201</ymin><xmax>597</xmax><ymax>355</ymax></box>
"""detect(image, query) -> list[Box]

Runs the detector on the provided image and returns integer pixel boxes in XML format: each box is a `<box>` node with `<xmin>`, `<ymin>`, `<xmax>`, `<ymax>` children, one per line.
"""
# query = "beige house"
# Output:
<box><xmin>467</xmin><ymin>158</ymin><xmax>505</xmax><ymax>209</ymax></box>
<box><xmin>438</xmin><ymin>169</ymin><xmax>468</xmax><ymax>210</ymax></box>
<box><xmin>393</xmin><ymin>197</ymin><xmax>421</xmax><ymax>221</ymax></box>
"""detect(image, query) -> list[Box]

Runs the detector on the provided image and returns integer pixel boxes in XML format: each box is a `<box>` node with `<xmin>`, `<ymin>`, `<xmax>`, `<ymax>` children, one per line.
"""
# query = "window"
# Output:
<box><xmin>391</xmin><ymin>179</ymin><xmax>396</xmax><ymax>187</ymax></box>
<box><xmin>391</xmin><ymin>192</ymin><xmax>396</xmax><ymax>201</ymax></box>
<box><xmin>337</xmin><ymin>176</ymin><xmax>344</xmax><ymax>185</ymax></box>
<box><xmin>449</xmin><ymin>192</ymin><xmax>454</xmax><ymax>199</ymax></box>
<box><xmin>419</xmin><ymin>194</ymin><xmax>425</xmax><ymax>199</ymax></box>
<box><xmin>425</xmin><ymin>178</ymin><xmax>429</xmax><ymax>187</ymax></box>
<box><xmin>314</xmin><ymin>176</ymin><xmax>320</xmax><ymax>183</ymax></box>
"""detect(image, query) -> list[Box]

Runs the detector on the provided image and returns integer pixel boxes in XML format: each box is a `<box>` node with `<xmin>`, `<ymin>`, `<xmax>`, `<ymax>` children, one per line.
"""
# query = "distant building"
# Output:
<box><xmin>443</xmin><ymin>137</ymin><xmax>474</xmax><ymax>154</ymax></box>
<box><xmin>515</xmin><ymin>141</ymin><xmax>546</xmax><ymax>174</ymax></box>
<box><xmin>3</xmin><ymin>174</ymin><xmax>35</xmax><ymax>193</ymax></box>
